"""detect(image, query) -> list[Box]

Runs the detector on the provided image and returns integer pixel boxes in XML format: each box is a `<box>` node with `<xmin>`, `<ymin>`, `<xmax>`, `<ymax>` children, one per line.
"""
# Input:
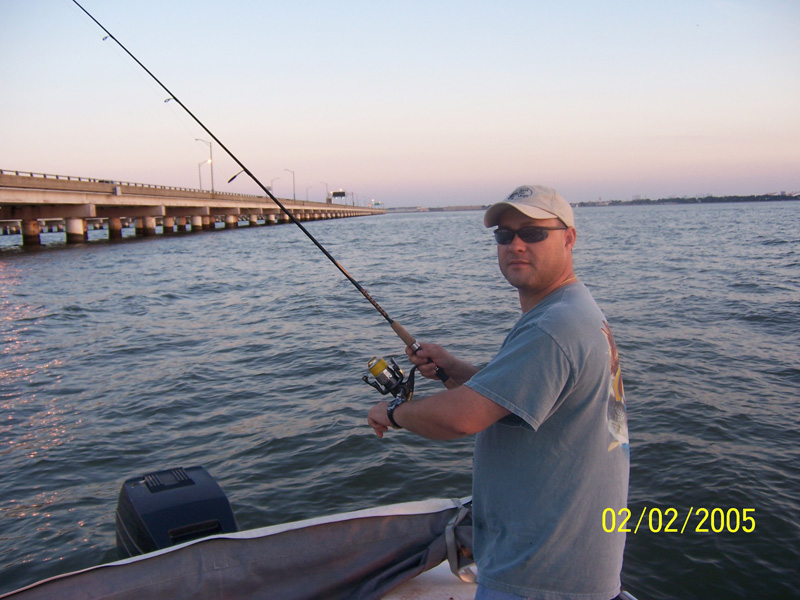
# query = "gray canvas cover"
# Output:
<box><xmin>2</xmin><ymin>497</ymin><xmax>474</xmax><ymax>600</ymax></box>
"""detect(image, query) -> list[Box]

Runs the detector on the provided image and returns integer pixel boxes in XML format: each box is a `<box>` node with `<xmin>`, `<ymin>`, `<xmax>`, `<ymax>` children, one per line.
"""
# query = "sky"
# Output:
<box><xmin>1</xmin><ymin>0</ymin><xmax>799</xmax><ymax>207</ymax></box>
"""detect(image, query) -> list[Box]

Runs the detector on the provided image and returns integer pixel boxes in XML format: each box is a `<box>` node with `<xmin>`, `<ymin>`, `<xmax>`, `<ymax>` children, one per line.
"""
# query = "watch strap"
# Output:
<box><xmin>387</xmin><ymin>397</ymin><xmax>405</xmax><ymax>428</ymax></box>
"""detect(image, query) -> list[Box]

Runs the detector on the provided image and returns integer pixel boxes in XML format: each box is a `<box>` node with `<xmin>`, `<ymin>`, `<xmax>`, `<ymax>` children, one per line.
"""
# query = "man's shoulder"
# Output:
<box><xmin>525</xmin><ymin>283</ymin><xmax>603</xmax><ymax>329</ymax></box>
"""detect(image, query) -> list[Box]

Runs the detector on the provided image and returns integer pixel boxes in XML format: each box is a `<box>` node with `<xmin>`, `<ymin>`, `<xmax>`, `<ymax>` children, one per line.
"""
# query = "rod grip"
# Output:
<box><xmin>390</xmin><ymin>321</ymin><xmax>417</xmax><ymax>347</ymax></box>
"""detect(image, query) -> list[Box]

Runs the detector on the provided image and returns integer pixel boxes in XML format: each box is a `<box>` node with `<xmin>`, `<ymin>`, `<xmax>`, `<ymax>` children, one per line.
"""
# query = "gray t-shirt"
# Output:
<box><xmin>465</xmin><ymin>283</ymin><xmax>629</xmax><ymax>600</ymax></box>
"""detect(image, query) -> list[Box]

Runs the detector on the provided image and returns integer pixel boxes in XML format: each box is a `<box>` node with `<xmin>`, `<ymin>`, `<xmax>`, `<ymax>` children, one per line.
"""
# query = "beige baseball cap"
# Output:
<box><xmin>484</xmin><ymin>185</ymin><xmax>575</xmax><ymax>229</ymax></box>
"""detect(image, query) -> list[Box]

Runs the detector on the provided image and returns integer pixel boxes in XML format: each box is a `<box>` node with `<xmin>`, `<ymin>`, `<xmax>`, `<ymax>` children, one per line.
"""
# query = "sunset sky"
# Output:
<box><xmin>2</xmin><ymin>0</ymin><xmax>798</xmax><ymax>207</ymax></box>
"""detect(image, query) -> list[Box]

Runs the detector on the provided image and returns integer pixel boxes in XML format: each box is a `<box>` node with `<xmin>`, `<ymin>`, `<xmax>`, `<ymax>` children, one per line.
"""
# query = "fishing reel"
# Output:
<box><xmin>363</xmin><ymin>356</ymin><xmax>417</xmax><ymax>402</ymax></box>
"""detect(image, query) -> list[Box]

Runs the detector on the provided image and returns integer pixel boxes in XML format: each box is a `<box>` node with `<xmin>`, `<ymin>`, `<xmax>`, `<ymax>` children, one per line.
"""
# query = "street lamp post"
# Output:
<box><xmin>284</xmin><ymin>169</ymin><xmax>295</xmax><ymax>200</ymax></box>
<box><xmin>320</xmin><ymin>181</ymin><xmax>329</xmax><ymax>199</ymax></box>
<box><xmin>305</xmin><ymin>185</ymin><xmax>313</xmax><ymax>201</ymax></box>
<box><xmin>198</xmin><ymin>160</ymin><xmax>209</xmax><ymax>189</ymax></box>
<box><xmin>195</xmin><ymin>138</ymin><xmax>214</xmax><ymax>193</ymax></box>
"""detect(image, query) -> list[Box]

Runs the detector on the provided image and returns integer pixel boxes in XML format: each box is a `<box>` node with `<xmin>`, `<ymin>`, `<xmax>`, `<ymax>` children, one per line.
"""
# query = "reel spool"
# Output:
<box><xmin>363</xmin><ymin>356</ymin><xmax>416</xmax><ymax>401</ymax></box>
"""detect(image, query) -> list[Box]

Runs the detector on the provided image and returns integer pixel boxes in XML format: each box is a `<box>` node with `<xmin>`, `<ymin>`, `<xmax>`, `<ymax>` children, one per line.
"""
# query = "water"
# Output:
<box><xmin>1</xmin><ymin>203</ymin><xmax>798</xmax><ymax>598</ymax></box>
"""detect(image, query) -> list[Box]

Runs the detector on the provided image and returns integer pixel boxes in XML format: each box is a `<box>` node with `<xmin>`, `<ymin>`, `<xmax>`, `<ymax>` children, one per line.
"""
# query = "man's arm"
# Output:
<box><xmin>367</xmin><ymin>385</ymin><xmax>510</xmax><ymax>440</ymax></box>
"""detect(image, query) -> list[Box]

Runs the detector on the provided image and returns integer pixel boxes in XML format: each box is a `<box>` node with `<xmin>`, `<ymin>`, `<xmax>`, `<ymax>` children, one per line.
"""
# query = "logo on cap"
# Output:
<box><xmin>507</xmin><ymin>187</ymin><xmax>533</xmax><ymax>201</ymax></box>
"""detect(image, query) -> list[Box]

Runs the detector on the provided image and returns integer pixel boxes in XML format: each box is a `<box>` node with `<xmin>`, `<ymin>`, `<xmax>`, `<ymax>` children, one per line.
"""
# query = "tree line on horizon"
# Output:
<box><xmin>575</xmin><ymin>192</ymin><xmax>799</xmax><ymax>207</ymax></box>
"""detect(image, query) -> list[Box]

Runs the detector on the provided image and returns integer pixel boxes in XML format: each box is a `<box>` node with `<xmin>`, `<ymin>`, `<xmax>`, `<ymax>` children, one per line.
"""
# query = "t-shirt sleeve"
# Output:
<box><xmin>464</xmin><ymin>319</ymin><xmax>574</xmax><ymax>430</ymax></box>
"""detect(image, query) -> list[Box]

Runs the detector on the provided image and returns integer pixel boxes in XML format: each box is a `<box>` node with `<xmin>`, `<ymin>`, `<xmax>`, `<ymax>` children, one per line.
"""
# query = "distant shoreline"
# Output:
<box><xmin>574</xmin><ymin>194</ymin><xmax>800</xmax><ymax>207</ymax></box>
<box><xmin>385</xmin><ymin>205</ymin><xmax>487</xmax><ymax>213</ymax></box>
<box><xmin>388</xmin><ymin>194</ymin><xmax>799</xmax><ymax>213</ymax></box>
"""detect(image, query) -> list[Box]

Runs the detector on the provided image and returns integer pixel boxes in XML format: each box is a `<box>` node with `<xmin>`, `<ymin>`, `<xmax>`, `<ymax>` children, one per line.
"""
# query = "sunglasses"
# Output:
<box><xmin>493</xmin><ymin>225</ymin><xmax>568</xmax><ymax>245</ymax></box>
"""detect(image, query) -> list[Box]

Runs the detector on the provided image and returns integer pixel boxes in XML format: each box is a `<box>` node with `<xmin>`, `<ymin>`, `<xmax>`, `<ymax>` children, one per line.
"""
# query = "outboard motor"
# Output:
<box><xmin>115</xmin><ymin>466</ymin><xmax>238</xmax><ymax>558</ymax></box>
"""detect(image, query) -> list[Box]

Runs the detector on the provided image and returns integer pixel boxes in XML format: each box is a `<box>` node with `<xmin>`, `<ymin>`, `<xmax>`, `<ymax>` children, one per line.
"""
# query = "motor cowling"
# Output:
<box><xmin>115</xmin><ymin>465</ymin><xmax>238</xmax><ymax>558</ymax></box>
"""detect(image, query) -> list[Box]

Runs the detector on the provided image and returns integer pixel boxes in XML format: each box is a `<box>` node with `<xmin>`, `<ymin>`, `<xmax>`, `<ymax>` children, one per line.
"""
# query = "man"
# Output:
<box><xmin>368</xmin><ymin>185</ymin><xmax>629</xmax><ymax>600</ymax></box>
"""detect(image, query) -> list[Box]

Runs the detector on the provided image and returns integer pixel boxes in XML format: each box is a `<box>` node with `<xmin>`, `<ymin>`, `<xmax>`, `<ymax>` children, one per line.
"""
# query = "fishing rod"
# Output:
<box><xmin>71</xmin><ymin>0</ymin><xmax>447</xmax><ymax>384</ymax></box>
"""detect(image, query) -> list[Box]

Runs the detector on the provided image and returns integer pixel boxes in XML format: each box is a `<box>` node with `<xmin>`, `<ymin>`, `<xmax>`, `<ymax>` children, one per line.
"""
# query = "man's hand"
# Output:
<box><xmin>405</xmin><ymin>343</ymin><xmax>479</xmax><ymax>387</ymax></box>
<box><xmin>367</xmin><ymin>401</ymin><xmax>391</xmax><ymax>438</ymax></box>
<box><xmin>405</xmin><ymin>343</ymin><xmax>454</xmax><ymax>379</ymax></box>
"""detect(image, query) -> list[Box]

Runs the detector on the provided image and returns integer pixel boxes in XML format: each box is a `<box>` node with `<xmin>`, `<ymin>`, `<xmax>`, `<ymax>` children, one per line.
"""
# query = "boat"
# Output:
<box><xmin>1</xmin><ymin>465</ymin><xmax>476</xmax><ymax>600</ymax></box>
<box><xmin>0</xmin><ymin>466</ymin><xmax>638</xmax><ymax>600</ymax></box>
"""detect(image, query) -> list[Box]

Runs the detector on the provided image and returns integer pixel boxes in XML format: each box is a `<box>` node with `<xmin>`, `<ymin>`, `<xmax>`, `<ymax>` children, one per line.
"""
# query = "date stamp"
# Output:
<box><xmin>602</xmin><ymin>507</ymin><xmax>756</xmax><ymax>534</ymax></box>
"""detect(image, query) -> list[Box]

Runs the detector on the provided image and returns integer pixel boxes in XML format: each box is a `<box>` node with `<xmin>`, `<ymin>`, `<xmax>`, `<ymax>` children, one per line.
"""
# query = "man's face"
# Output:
<box><xmin>496</xmin><ymin>209</ymin><xmax>575</xmax><ymax>299</ymax></box>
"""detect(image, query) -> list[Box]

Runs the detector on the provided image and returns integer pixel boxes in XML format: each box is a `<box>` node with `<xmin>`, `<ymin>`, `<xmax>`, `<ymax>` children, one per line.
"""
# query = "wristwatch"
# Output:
<box><xmin>386</xmin><ymin>396</ymin><xmax>406</xmax><ymax>429</ymax></box>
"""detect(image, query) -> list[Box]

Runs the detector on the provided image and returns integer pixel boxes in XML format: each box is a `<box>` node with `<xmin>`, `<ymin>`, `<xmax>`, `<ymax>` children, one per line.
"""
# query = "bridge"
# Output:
<box><xmin>0</xmin><ymin>169</ymin><xmax>384</xmax><ymax>246</ymax></box>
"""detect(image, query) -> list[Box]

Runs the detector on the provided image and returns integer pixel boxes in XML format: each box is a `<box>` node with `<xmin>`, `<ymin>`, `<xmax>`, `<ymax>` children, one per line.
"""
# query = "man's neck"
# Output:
<box><xmin>519</xmin><ymin>273</ymin><xmax>579</xmax><ymax>313</ymax></box>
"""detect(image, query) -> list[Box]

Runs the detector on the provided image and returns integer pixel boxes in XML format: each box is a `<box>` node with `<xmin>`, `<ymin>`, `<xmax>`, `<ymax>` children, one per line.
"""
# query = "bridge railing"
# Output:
<box><xmin>0</xmin><ymin>168</ymin><xmax>266</xmax><ymax>200</ymax></box>
<box><xmin>1</xmin><ymin>169</ymin><xmax>384</xmax><ymax>210</ymax></box>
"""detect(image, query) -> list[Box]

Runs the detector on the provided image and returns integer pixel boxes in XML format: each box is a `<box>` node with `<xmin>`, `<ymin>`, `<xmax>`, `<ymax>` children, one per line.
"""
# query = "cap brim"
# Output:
<box><xmin>484</xmin><ymin>202</ymin><xmax>559</xmax><ymax>227</ymax></box>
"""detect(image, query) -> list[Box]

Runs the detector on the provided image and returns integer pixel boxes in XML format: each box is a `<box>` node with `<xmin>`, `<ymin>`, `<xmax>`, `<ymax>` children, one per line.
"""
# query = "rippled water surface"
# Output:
<box><xmin>1</xmin><ymin>202</ymin><xmax>798</xmax><ymax>598</ymax></box>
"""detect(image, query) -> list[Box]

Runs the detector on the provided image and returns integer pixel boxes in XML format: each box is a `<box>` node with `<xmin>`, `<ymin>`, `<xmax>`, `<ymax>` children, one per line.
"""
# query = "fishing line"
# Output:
<box><xmin>70</xmin><ymin>0</ymin><xmax>447</xmax><ymax>381</ymax></box>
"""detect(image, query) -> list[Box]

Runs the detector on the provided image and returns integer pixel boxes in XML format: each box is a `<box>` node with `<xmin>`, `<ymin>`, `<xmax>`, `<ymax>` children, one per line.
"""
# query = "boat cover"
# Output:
<box><xmin>2</xmin><ymin>497</ymin><xmax>475</xmax><ymax>600</ymax></box>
